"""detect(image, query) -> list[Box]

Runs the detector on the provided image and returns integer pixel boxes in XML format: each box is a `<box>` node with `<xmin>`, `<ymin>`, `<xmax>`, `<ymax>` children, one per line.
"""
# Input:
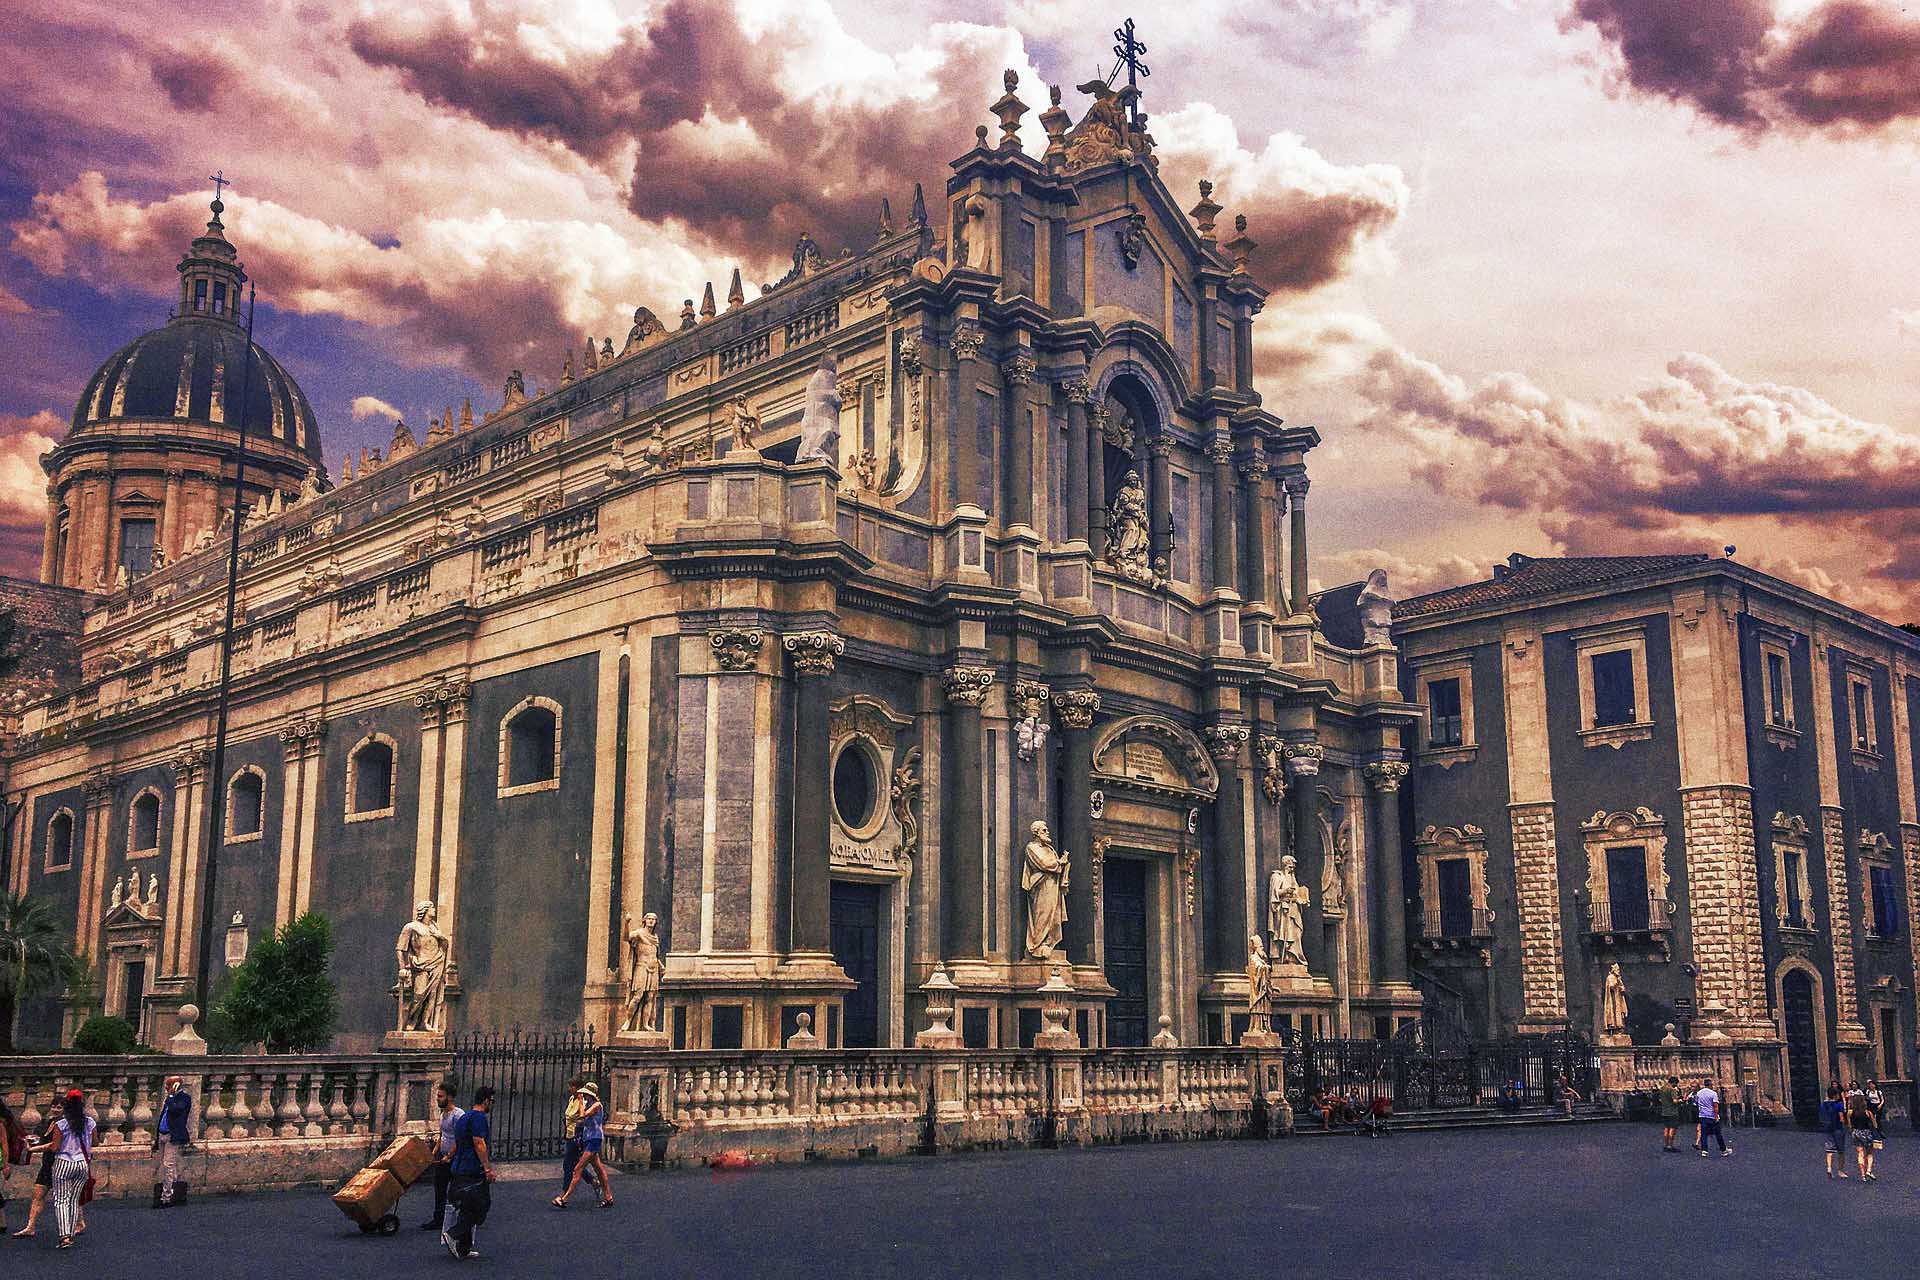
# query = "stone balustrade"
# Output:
<box><xmin>1595</xmin><ymin>1042</ymin><xmax>1743</xmax><ymax>1105</ymax></box>
<box><xmin>0</xmin><ymin>1051</ymin><xmax>449</xmax><ymax>1198</ymax></box>
<box><xmin>601</xmin><ymin>1045</ymin><xmax>1281</xmax><ymax>1168</ymax></box>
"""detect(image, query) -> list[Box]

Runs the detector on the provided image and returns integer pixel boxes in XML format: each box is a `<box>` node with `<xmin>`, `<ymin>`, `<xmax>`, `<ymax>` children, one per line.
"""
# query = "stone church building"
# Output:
<box><xmin>1</xmin><ymin>72</ymin><xmax>1424</xmax><ymax>1054</ymax></box>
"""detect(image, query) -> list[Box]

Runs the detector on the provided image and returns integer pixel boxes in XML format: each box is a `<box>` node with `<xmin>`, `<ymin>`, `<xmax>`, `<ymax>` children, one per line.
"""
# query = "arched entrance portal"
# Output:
<box><xmin>1781</xmin><ymin>968</ymin><xmax>1822</xmax><ymax>1125</ymax></box>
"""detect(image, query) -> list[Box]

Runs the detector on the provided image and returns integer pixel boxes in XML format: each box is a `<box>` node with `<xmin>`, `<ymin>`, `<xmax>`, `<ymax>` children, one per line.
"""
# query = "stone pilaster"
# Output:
<box><xmin>1054</xmin><ymin>688</ymin><xmax>1099</xmax><ymax>965</ymax></box>
<box><xmin>1822</xmin><ymin>805</ymin><xmax>1869</xmax><ymax>1043</ymax></box>
<box><xmin>1283</xmin><ymin>740</ymin><xmax>1324</xmax><ymax>972</ymax></box>
<box><xmin>1510</xmin><ymin>802</ymin><xmax>1567</xmax><ymax>1032</ymax></box>
<box><xmin>950</xmin><ymin>325</ymin><xmax>985</xmax><ymax>512</ymax></box>
<box><xmin>1149</xmin><ymin>432</ymin><xmax>1175</xmax><ymax>576</ymax></box>
<box><xmin>1002</xmin><ymin>352</ymin><xmax>1036</xmax><ymax>529</ymax></box>
<box><xmin>1678</xmin><ymin>785</ymin><xmax>1771</xmax><ymax>1034</ymax></box>
<box><xmin>1062</xmin><ymin>379</ymin><xmax>1091</xmax><ymax>545</ymax></box>
<box><xmin>1085</xmin><ymin>404</ymin><xmax>1109</xmax><ymax>560</ymax></box>
<box><xmin>1282</xmin><ymin>473</ymin><xmax>1309</xmax><ymax>619</ymax></box>
<box><xmin>1205</xmin><ymin>723</ymin><xmax>1252</xmax><ymax>976</ymax></box>
<box><xmin>1207</xmin><ymin>436</ymin><xmax>1236</xmax><ymax>594</ymax></box>
<box><xmin>784</xmin><ymin>632</ymin><xmax>843</xmax><ymax>957</ymax></box>
<box><xmin>1240</xmin><ymin>459</ymin><xmax>1270</xmax><ymax>606</ymax></box>
<box><xmin>162</xmin><ymin>751</ymin><xmax>205</xmax><ymax>976</ymax></box>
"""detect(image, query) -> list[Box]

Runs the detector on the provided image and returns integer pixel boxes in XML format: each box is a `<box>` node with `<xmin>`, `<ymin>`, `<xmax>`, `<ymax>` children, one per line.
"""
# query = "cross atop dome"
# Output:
<box><xmin>177</xmin><ymin>171</ymin><xmax>246</xmax><ymax>323</ymax></box>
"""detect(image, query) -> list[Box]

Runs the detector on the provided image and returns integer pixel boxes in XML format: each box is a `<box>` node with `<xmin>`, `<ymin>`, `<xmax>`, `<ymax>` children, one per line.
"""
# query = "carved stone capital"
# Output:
<box><xmin>1150</xmin><ymin>431</ymin><xmax>1176</xmax><ymax>458</ymax></box>
<box><xmin>1365</xmin><ymin>760</ymin><xmax>1410</xmax><ymax>793</ymax></box>
<box><xmin>709</xmin><ymin>628</ymin><xmax>764</xmax><ymax>672</ymax></box>
<box><xmin>278</xmin><ymin>715</ymin><xmax>326</xmax><ymax>761</ymax></box>
<box><xmin>1254</xmin><ymin>735</ymin><xmax>1287</xmax><ymax>804</ymax></box>
<box><xmin>942</xmin><ymin>665</ymin><xmax>995</xmax><ymax>707</ymax></box>
<box><xmin>950</xmin><ymin>325</ymin><xmax>985</xmax><ymax>363</ymax></box>
<box><xmin>1064</xmin><ymin>377</ymin><xmax>1094</xmax><ymax>405</ymax></box>
<box><xmin>1051</xmin><ymin>688</ymin><xmax>1101</xmax><ymax>731</ymax></box>
<box><xmin>1283</xmin><ymin>740</ymin><xmax>1324</xmax><ymax>778</ymax></box>
<box><xmin>1011</xmin><ymin>678</ymin><xmax>1052</xmax><ymax>723</ymax></box>
<box><xmin>170</xmin><ymin>746</ymin><xmax>208</xmax><ymax>784</ymax></box>
<box><xmin>1239</xmin><ymin>457</ymin><xmax>1271</xmax><ymax>482</ymax></box>
<box><xmin>1281</xmin><ymin>472</ymin><xmax>1310</xmax><ymax>501</ymax></box>
<box><xmin>783</xmin><ymin>631</ymin><xmax>844</xmax><ymax>676</ymax></box>
<box><xmin>1002</xmin><ymin>352</ymin><xmax>1037</xmax><ymax>386</ymax></box>
<box><xmin>79</xmin><ymin>770</ymin><xmax>114</xmax><ymax>803</ymax></box>
<box><xmin>1203</xmin><ymin>722</ymin><xmax>1250</xmax><ymax>762</ymax></box>
<box><xmin>1206</xmin><ymin>436</ymin><xmax>1234</xmax><ymax>465</ymax></box>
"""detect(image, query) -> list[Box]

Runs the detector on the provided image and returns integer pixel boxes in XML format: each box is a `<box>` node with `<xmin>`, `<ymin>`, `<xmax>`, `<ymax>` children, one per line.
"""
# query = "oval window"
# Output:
<box><xmin>832</xmin><ymin>741</ymin><xmax>877</xmax><ymax>831</ymax></box>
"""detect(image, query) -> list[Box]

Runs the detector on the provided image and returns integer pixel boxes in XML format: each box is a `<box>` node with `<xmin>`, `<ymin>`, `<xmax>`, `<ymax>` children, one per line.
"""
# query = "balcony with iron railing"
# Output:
<box><xmin>1418</xmin><ymin>903</ymin><xmax>1495</xmax><ymax>949</ymax></box>
<box><xmin>1586</xmin><ymin>893</ymin><xmax>1674</xmax><ymax>938</ymax></box>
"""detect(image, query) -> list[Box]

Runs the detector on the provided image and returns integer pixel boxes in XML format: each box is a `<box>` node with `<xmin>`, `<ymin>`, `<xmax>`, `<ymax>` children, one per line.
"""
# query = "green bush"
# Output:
<box><xmin>72</xmin><ymin>1014</ymin><xmax>138</xmax><ymax>1055</ymax></box>
<box><xmin>211</xmin><ymin>912</ymin><xmax>339</xmax><ymax>1052</ymax></box>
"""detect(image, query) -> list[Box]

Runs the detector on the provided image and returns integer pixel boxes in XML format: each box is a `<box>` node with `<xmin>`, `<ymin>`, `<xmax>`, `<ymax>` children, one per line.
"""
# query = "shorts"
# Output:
<box><xmin>36</xmin><ymin>1145</ymin><xmax>57</xmax><ymax>1188</ymax></box>
<box><xmin>580</xmin><ymin>1137</ymin><xmax>603</xmax><ymax>1153</ymax></box>
<box><xmin>1851</xmin><ymin>1129</ymin><xmax>1876</xmax><ymax>1148</ymax></box>
<box><xmin>1825</xmin><ymin>1132</ymin><xmax>1846</xmax><ymax>1154</ymax></box>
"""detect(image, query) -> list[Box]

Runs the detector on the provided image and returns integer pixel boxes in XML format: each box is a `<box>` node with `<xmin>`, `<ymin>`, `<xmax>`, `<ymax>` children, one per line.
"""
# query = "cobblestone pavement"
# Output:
<box><xmin>4</xmin><ymin>1123</ymin><xmax>1916</xmax><ymax>1278</ymax></box>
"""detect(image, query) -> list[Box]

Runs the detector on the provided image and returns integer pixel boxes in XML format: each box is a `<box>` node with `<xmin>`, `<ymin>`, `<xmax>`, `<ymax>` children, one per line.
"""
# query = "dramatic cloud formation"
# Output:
<box><xmin>0</xmin><ymin>412</ymin><xmax>60</xmax><ymax>571</ymax></box>
<box><xmin>1568</xmin><ymin>0</ymin><xmax>1920</xmax><ymax>132</ymax></box>
<box><xmin>350</xmin><ymin>395</ymin><xmax>403</xmax><ymax>422</ymax></box>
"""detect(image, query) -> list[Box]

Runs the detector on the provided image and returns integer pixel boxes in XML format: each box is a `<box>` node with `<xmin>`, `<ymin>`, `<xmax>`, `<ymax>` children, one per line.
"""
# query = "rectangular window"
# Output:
<box><xmin>1870</xmin><ymin>865</ymin><xmax>1900</xmax><ymax>938</ymax></box>
<box><xmin>1851</xmin><ymin>681</ymin><xmax>1874</xmax><ymax>750</ymax></box>
<box><xmin>710</xmin><ymin>1004</ymin><xmax>744</xmax><ymax>1050</ymax></box>
<box><xmin>117</xmin><ymin>518</ymin><xmax>156</xmax><ymax>577</ymax></box>
<box><xmin>1591</xmin><ymin>649</ymin><xmax>1637</xmax><ymax>726</ymax></box>
<box><xmin>1881</xmin><ymin>1009</ymin><xmax>1901</xmax><ymax>1079</ymax></box>
<box><xmin>1436</xmin><ymin>857</ymin><xmax>1474</xmax><ymax>938</ymax></box>
<box><xmin>1429</xmin><ymin>677</ymin><xmax>1464</xmax><ymax>748</ymax></box>
<box><xmin>1765</xmin><ymin>652</ymin><xmax>1788</xmax><ymax>727</ymax></box>
<box><xmin>1605</xmin><ymin>845</ymin><xmax>1650</xmax><ymax>930</ymax></box>
<box><xmin>1783</xmin><ymin>850</ymin><xmax>1805</xmax><ymax>928</ymax></box>
<box><xmin>213</xmin><ymin>282</ymin><xmax>227</xmax><ymax>314</ymax></box>
<box><xmin>193</xmin><ymin>279</ymin><xmax>208</xmax><ymax>311</ymax></box>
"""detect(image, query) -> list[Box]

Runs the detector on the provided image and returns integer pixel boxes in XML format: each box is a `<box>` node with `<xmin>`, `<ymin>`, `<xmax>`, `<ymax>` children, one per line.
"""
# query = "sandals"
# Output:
<box><xmin>551</xmin><ymin>1196</ymin><xmax>568</xmax><ymax>1209</ymax></box>
<box><xmin>11</xmin><ymin>1230</ymin><xmax>34</xmax><ymax>1239</ymax></box>
<box><xmin>600</xmin><ymin>1197</ymin><xmax>615</xmax><ymax>1209</ymax></box>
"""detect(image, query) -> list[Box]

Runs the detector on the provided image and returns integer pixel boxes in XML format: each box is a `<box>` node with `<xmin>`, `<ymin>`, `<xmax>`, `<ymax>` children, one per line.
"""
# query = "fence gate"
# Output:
<box><xmin>449</xmin><ymin>1026</ymin><xmax>601</xmax><ymax>1161</ymax></box>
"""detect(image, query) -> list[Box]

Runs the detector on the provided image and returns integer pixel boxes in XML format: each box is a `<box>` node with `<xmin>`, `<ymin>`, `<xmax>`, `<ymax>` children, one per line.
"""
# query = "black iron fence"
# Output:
<box><xmin>449</xmin><ymin>1026</ymin><xmax>602</xmax><ymax>1161</ymax></box>
<box><xmin>1292</xmin><ymin>1029</ymin><xmax>1598</xmax><ymax>1113</ymax></box>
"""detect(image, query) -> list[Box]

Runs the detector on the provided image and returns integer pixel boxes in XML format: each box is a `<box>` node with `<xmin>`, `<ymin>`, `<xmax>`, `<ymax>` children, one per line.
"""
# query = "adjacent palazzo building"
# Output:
<box><xmin>0</xmin><ymin>69</ymin><xmax>1422</xmax><ymax>1053</ymax></box>
<box><xmin>1394</xmin><ymin>553</ymin><xmax>1920</xmax><ymax>1120</ymax></box>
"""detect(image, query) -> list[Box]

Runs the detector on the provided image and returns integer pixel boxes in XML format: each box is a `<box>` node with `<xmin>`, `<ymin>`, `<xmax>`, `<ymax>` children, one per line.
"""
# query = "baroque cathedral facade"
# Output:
<box><xmin>1</xmin><ymin>73</ymin><xmax>1423</xmax><ymax>1054</ymax></box>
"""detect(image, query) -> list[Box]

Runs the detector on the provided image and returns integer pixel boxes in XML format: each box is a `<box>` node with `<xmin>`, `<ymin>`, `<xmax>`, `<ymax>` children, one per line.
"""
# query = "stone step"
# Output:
<box><xmin>1296</xmin><ymin>1103</ymin><xmax>1618</xmax><ymax>1136</ymax></box>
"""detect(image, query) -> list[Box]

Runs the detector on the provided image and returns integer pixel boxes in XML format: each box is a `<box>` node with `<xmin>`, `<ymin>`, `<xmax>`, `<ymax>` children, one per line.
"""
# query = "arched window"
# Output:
<box><xmin>46</xmin><ymin>809</ymin><xmax>76</xmax><ymax>872</ymax></box>
<box><xmin>227</xmin><ymin>768</ymin><xmax>265</xmax><ymax>843</ymax></box>
<box><xmin>128</xmin><ymin>789</ymin><xmax>163</xmax><ymax>857</ymax></box>
<box><xmin>347</xmin><ymin>735</ymin><xmax>397</xmax><ymax>820</ymax></box>
<box><xmin>499</xmin><ymin>697</ymin><xmax>563</xmax><ymax>796</ymax></box>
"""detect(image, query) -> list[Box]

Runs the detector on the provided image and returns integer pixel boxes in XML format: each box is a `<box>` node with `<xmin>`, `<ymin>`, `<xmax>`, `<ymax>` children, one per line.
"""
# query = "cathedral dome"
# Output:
<box><xmin>71</xmin><ymin>315</ymin><xmax>322</xmax><ymax>462</ymax></box>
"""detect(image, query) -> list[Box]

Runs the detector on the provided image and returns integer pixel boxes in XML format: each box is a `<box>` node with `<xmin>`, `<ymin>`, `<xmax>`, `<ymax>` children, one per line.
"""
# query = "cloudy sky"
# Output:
<box><xmin>2</xmin><ymin>0</ymin><xmax>1917</xmax><ymax>616</ymax></box>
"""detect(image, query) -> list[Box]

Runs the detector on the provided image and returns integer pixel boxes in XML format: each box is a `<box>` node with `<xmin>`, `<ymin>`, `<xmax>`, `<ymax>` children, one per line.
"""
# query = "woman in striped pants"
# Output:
<box><xmin>47</xmin><ymin>1090</ymin><xmax>95</xmax><ymax>1250</ymax></box>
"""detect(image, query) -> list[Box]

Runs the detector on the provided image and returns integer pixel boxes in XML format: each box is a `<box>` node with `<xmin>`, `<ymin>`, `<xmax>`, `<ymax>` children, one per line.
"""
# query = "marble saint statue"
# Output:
<box><xmin>621</xmin><ymin>911</ymin><xmax>664</xmax><ymax>1034</ymax></box>
<box><xmin>395</xmin><ymin>900</ymin><xmax>451</xmax><ymax>1033</ymax></box>
<box><xmin>1268</xmin><ymin>856</ymin><xmax>1309</xmax><ymax>967</ymax></box>
<box><xmin>1357</xmin><ymin>568</ymin><xmax>1394</xmax><ymax>647</ymax></box>
<box><xmin>1105</xmin><ymin>470</ymin><xmax>1151</xmax><ymax>580</ymax></box>
<box><xmin>1022</xmin><ymin>820</ymin><xmax>1070</xmax><ymax>960</ymax></box>
<box><xmin>1246</xmin><ymin>934</ymin><xmax>1272</xmax><ymax>1025</ymax></box>
<box><xmin>1602</xmin><ymin>962</ymin><xmax>1629</xmax><ymax>1034</ymax></box>
<box><xmin>796</xmin><ymin>352</ymin><xmax>842</xmax><ymax>463</ymax></box>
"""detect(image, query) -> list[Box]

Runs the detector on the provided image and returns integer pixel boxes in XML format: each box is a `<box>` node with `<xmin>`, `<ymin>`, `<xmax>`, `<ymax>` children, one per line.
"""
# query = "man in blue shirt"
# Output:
<box><xmin>152</xmin><ymin>1075</ymin><xmax>193</xmax><ymax>1207</ymax></box>
<box><xmin>445</xmin><ymin>1085</ymin><xmax>496</xmax><ymax>1261</ymax></box>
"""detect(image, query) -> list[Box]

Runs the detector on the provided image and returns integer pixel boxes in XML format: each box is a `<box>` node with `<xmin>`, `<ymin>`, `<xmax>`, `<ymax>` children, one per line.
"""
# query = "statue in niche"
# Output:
<box><xmin>394</xmin><ymin>900</ymin><xmax>451</xmax><ymax>1033</ymax></box>
<box><xmin>1105</xmin><ymin>469</ymin><xmax>1152</xmax><ymax>582</ymax></box>
<box><xmin>1321</xmin><ymin>817</ymin><xmax>1348</xmax><ymax>914</ymax></box>
<box><xmin>1602</xmin><ymin>962</ymin><xmax>1629</xmax><ymax>1035</ymax></box>
<box><xmin>796</xmin><ymin>351</ymin><xmax>842</xmax><ymax>463</ymax></box>
<box><xmin>1022</xmin><ymin>820</ymin><xmax>1070</xmax><ymax>960</ymax></box>
<box><xmin>1246</xmin><ymin>933</ymin><xmax>1272</xmax><ymax>1028</ymax></box>
<box><xmin>620</xmin><ymin>912</ymin><xmax>663</xmax><ymax>1034</ymax></box>
<box><xmin>1268</xmin><ymin>856</ymin><xmax>1309</xmax><ymax>967</ymax></box>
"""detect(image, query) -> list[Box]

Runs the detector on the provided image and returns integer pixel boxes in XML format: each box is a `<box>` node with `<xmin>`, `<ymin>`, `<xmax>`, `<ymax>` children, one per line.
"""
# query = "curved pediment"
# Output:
<box><xmin>1091</xmin><ymin>714</ymin><xmax>1218</xmax><ymax>797</ymax></box>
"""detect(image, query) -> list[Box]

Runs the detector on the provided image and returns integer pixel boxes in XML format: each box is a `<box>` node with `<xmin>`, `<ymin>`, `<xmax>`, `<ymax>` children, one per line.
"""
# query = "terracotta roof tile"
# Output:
<box><xmin>1392</xmin><ymin>553</ymin><xmax>1712</xmax><ymax>620</ymax></box>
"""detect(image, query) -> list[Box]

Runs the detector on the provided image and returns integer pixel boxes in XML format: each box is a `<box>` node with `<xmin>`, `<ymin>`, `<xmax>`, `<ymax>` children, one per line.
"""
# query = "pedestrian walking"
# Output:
<box><xmin>559</xmin><ymin>1074</ymin><xmax>601</xmax><ymax>1200</ymax></box>
<box><xmin>10</xmin><ymin>1089</ymin><xmax>65</xmax><ymax>1239</ymax></box>
<box><xmin>152</xmin><ymin>1075</ymin><xmax>192</xmax><ymax>1207</ymax></box>
<box><xmin>1</xmin><ymin>1095</ymin><xmax>26</xmax><ymax>1228</ymax></box>
<box><xmin>552</xmin><ymin>1082</ymin><xmax>613</xmax><ymax>1209</ymax></box>
<box><xmin>1694</xmin><ymin>1077</ymin><xmax>1731</xmax><ymax>1157</ymax></box>
<box><xmin>1657</xmin><ymin>1075</ymin><xmax>1685</xmax><ymax>1152</ymax></box>
<box><xmin>419</xmin><ymin>1081</ymin><xmax>462</xmax><ymax>1233</ymax></box>
<box><xmin>1863</xmin><ymin>1079</ymin><xmax>1887</xmax><ymax>1148</ymax></box>
<box><xmin>47</xmin><ymin>1089</ymin><xmax>96</xmax><ymax>1249</ymax></box>
<box><xmin>1849</xmin><ymin>1089</ymin><xmax>1879</xmax><ymax>1181</ymax></box>
<box><xmin>444</xmin><ymin>1085</ymin><xmax>496</xmax><ymax>1261</ymax></box>
<box><xmin>1821</xmin><ymin>1085</ymin><xmax>1850</xmax><ymax>1179</ymax></box>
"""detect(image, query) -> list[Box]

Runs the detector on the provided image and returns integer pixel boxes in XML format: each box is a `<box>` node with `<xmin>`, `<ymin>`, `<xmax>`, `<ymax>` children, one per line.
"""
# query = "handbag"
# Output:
<box><xmin>78</xmin><ymin>1122</ymin><xmax>96</xmax><ymax>1206</ymax></box>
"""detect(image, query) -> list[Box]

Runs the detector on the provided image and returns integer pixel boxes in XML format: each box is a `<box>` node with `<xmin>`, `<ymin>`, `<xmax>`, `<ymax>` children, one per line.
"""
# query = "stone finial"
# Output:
<box><xmin>678</xmin><ymin>299</ymin><xmax>696</xmax><ymax>330</ymax></box>
<box><xmin>786</xmin><ymin>1010</ymin><xmax>821</xmax><ymax>1049</ymax></box>
<box><xmin>343</xmin><ymin>454</ymin><xmax>355</xmax><ymax>483</ymax></box>
<box><xmin>460</xmin><ymin>397</ymin><xmax>474</xmax><ymax>430</ymax></box>
<box><xmin>910</xmin><ymin>182</ymin><xmax>928</xmax><ymax>228</ymax></box>
<box><xmin>878</xmin><ymin>197</ymin><xmax>894</xmax><ymax>240</ymax></box>
<box><xmin>699</xmin><ymin>282</ymin><xmax>716</xmax><ymax>321</ymax></box>
<box><xmin>1189</xmin><ymin>180</ymin><xmax>1222</xmax><ymax>241</ymax></box>
<box><xmin>727</xmin><ymin>267</ymin><xmax>745</xmax><ymax>310</ymax></box>
<box><xmin>975</xmin><ymin>124</ymin><xmax>990</xmax><ymax>149</ymax></box>
<box><xmin>600</xmin><ymin>336</ymin><xmax>614</xmax><ymax>361</ymax></box>
<box><xmin>1225</xmin><ymin>213</ymin><xmax>1256</xmax><ymax>275</ymax></box>
<box><xmin>560</xmin><ymin>348</ymin><xmax>575</xmax><ymax>385</ymax></box>
<box><xmin>583</xmin><ymin>336</ymin><xmax>599</xmax><ymax>372</ymax></box>
<box><xmin>168</xmin><ymin>1003</ymin><xmax>208</xmax><ymax>1057</ymax></box>
<box><xmin>1039</xmin><ymin>84</ymin><xmax>1071</xmax><ymax>166</ymax></box>
<box><xmin>1151</xmin><ymin>1014</ymin><xmax>1178</xmax><ymax>1048</ymax></box>
<box><xmin>389</xmin><ymin>418</ymin><xmax>418</xmax><ymax>461</ymax></box>
<box><xmin>915</xmin><ymin>968</ymin><xmax>962</xmax><ymax>1048</ymax></box>
<box><xmin>992</xmin><ymin>69</ymin><xmax>1028</xmax><ymax>151</ymax></box>
<box><xmin>504</xmin><ymin>368</ymin><xmax>526</xmax><ymax>407</ymax></box>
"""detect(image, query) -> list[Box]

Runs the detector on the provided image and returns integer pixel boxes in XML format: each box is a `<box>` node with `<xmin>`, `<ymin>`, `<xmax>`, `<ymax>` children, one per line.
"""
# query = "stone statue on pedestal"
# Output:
<box><xmin>1268</xmin><ymin>856</ymin><xmax>1309</xmax><ymax>967</ymax></box>
<box><xmin>1247</xmin><ymin>934</ymin><xmax>1272</xmax><ymax>1025</ymax></box>
<box><xmin>395</xmin><ymin>900</ymin><xmax>450</xmax><ymax>1033</ymax></box>
<box><xmin>1022</xmin><ymin>820</ymin><xmax>1069</xmax><ymax>960</ymax></box>
<box><xmin>796</xmin><ymin>352</ymin><xmax>842</xmax><ymax>463</ymax></box>
<box><xmin>1105</xmin><ymin>470</ymin><xmax>1151</xmax><ymax>582</ymax></box>
<box><xmin>1602</xmin><ymin>962</ymin><xmax>1629</xmax><ymax>1036</ymax></box>
<box><xmin>620</xmin><ymin>912</ymin><xmax>663</xmax><ymax>1034</ymax></box>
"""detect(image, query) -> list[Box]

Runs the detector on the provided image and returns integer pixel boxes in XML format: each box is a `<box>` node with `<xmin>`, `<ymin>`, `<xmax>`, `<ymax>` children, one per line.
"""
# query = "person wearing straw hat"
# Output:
<box><xmin>552</xmin><ymin>1082</ymin><xmax>612</xmax><ymax>1209</ymax></box>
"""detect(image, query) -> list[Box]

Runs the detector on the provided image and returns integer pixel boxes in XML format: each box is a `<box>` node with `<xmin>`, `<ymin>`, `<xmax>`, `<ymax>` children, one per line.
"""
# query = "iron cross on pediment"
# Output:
<box><xmin>1111</xmin><ymin>19</ymin><xmax>1150</xmax><ymax>123</ymax></box>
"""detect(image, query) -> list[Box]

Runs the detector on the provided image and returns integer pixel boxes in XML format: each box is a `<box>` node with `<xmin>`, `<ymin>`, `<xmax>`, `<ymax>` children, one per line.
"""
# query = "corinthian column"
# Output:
<box><xmin>1086</xmin><ymin>404</ymin><xmax>1110</xmax><ymax>559</ymax></box>
<box><xmin>1207</xmin><ymin>435</ymin><xmax>1237</xmax><ymax>594</ymax></box>
<box><xmin>1205</xmin><ymin>723</ymin><xmax>1252</xmax><ymax>975</ymax></box>
<box><xmin>785</xmin><ymin>632</ymin><xmax>844</xmax><ymax>956</ymax></box>
<box><xmin>1283</xmin><ymin>473</ymin><xmax>1310</xmax><ymax>617</ymax></box>
<box><xmin>1054</xmin><ymin>688</ymin><xmax>1101</xmax><ymax>963</ymax></box>
<box><xmin>1003</xmin><ymin>352</ymin><xmax>1036</xmax><ymax>529</ymax></box>
<box><xmin>1284</xmin><ymin>740</ymin><xmax>1325</xmax><ymax>969</ymax></box>
<box><xmin>1365</xmin><ymin>761</ymin><xmax>1412</xmax><ymax>986</ymax></box>
<box><xmin>1240</xmin><ymin>459</ymin><xmax>1270</xmax><ymax>605</ymax></box>
<box><xmin>1063</xmin><ymin>379</ymin><xmax>1091</xmax><ymax>545</ymax></box>
<box><xmin>951</xmin><ymin>325</ymin><xmax>986</xmax><ymax>512</ymax></box>
<box><xmin>941</xmin><ymin>665</ymin><xmax>993</xmax><ymax>959</ymax></box>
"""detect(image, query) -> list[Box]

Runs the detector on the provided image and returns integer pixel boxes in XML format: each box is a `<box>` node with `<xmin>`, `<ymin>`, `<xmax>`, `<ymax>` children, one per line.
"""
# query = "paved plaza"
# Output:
<box><xmin>4</xmin><ymin>1123</ymin><xmax>1916</xmax><ymax>1278</ymax></box>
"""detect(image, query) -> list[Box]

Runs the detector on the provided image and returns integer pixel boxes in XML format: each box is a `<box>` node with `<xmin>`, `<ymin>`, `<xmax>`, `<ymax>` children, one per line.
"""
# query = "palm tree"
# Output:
<box><xmin>0</xmin><ymin>892</ymin><xmax>78</xmax><ymax>1053</ymax></box>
